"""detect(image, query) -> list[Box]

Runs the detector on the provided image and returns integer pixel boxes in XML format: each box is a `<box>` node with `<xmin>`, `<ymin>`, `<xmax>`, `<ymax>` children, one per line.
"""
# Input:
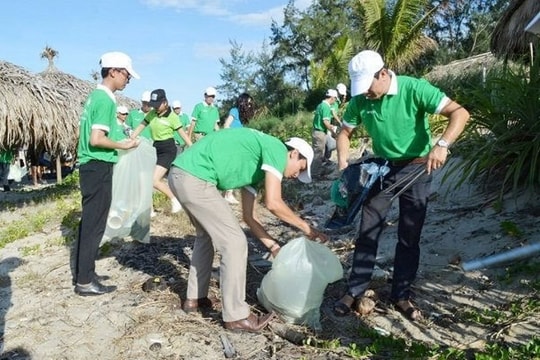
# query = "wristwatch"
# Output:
<box><xmin>436</xmin><ymin>138</ymin><xmax>449</xmax><ymax>148</ymax></box>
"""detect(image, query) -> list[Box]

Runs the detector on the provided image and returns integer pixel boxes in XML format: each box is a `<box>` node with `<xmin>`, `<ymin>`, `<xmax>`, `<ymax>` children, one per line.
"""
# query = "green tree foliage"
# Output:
<box><xmin>425</xmin><ymin>0</ymin><xmax>509</xmax><ymax>64</ymax></box>
<box><xmin>310</xmin><ymin>35</ymin><xmax>355</xmax><ymax>89</ymax></box>
<box><xmin>254</xmin><ymin>42</ymin><xmax>305</xmax><ymax>117</ymax></box>
<box><xmin>358</xmin><ymin>0</ymin><xmax>439</xmax><ymax>72</ymax></box>
<box><xmin>219</xmin><ymin>0</ymin><xmax>508</xmax><ymax>115</ymax></box>
<box><xmin>218</xmin><ymin>40</ymin><xmax>257</xmax><ymax>111</ymax></box>
<box><xmin>270</xmin><ymin>0</ymin><xmax>361</xmax><ymax>91</ymax></box>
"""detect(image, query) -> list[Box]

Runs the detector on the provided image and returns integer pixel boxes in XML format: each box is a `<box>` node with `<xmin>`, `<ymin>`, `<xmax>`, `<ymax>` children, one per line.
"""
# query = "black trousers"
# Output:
<box><xmin>347</xmin><ymin>161</ymin><xmax>432</xmax><ymax>301</ymax></box>
<box><xmin>75</xmin><ymin>160</ymin><xmax>113</xmax><ymax>284</ymax></box>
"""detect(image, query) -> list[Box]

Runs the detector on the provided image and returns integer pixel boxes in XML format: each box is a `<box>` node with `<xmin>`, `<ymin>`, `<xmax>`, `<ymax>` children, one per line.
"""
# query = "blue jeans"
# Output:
<box><xmin>347</xmin><ymin>161</ymin><xmax>431</xmax><ymax>301</ymax></box>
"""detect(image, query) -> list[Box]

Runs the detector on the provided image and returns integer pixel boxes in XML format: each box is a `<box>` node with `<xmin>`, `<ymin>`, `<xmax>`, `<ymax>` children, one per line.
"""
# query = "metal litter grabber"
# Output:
<box><xmin>384</xmin><ymin>165</ymin><xmax>427</xmax><ymax>202</ymax></box>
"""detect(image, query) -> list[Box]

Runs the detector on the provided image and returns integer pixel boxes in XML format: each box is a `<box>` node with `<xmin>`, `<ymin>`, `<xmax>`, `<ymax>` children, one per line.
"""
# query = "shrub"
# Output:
<box><xmin>444</xmin><ymin>54</ymin><xmax>540</xmax><ymax>198</ymax></box>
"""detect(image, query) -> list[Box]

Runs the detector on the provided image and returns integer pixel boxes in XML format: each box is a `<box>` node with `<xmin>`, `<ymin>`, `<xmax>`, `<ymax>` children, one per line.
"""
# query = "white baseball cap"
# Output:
<box><xmin>172</xmin><ymin>100</ymin><xmax>182</xmax><ymax>108</ymax></box>
<box><xmin>100</xmin><ymin>51</ymin><xmax>140</xmax><ymax>79</ymax></box>
<box><xmin>205</xmin><ymin>87</ymin><xmax>217</xmax><ymax>96</ymax></box>
<box><xmin>285</xmin><ymin>137</ymin><xmax>314</xmax><ymax>183</ymax></box>
<box><xmin>116</xmin><ymin>105</ymin><xmax>129</xmax><ymax>114</ymax></box>
<box><xmin>336</xmin><ymin>83</ymin><xmax>347</xmax><ymax>95</ymax></box>
<box><xmin>141</xmin><ymin>90</ymin><xmax>151</xmax><ymax>102</ymax></box>
<box><xmin>325</xmin><ymin>89</ymin><xmax>338</xmax><ymax>98</ymax></box>
<box><xmin>348</xmin><ymin>50</ymin><xmax>384</xmax><ymax>96</ymax></box>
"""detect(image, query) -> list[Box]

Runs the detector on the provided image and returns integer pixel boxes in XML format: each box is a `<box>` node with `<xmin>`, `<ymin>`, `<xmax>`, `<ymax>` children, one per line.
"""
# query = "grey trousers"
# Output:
<box><xmin>168</xmin><ymin>167</ymin><xmax>250</xmax><ymax>322</ymax></box>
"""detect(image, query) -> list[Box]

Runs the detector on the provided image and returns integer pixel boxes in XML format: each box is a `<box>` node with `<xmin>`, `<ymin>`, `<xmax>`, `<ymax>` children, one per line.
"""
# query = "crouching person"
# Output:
<box><xmin>168</xmin><ymin>128</ymin><xmax>328</xmax><ymax>333</ymax></box>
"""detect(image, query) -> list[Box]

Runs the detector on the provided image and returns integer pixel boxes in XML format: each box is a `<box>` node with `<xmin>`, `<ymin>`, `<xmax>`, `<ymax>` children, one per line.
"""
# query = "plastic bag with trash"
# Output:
<box><xmin>102</xmin><ymin>138</ymin><xmax>156</xmax><ymax>244</ymax></box>
<box><xmin>325</xmin><ymin>159</ymin><xmax>389</xmax><ymax>230</ymax></box>
<box><xmin>257</xmin><ymin>237</ymin><xmax>343</xmax><ymax>330</ymax></box>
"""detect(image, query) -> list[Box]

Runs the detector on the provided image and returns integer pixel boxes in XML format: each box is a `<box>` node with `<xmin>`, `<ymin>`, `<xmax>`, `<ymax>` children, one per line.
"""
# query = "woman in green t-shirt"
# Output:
<box><xmin>131</xmin><ymin>89</ymin><xmax>192</xmax><ymax>214</ymax></box>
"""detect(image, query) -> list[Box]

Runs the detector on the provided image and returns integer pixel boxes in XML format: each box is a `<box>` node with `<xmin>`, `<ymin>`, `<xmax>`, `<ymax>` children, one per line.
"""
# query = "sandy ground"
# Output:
<box><xmin>0</xmin><ymin>156</ymin><xmax>539</xmax><ymax>359</ymax></box>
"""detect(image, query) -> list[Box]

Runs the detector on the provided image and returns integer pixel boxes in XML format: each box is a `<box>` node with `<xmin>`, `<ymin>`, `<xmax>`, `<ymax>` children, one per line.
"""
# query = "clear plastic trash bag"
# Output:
<box><xmin>8</xmin><ymin>163</ymin><xmax>28</xmax><ymax>182</ymax></box>
<box><xmin>257</xmin><ymin>237</ymin><xmax>343</xmax><ymax>330</ymax></box>
<box><xmin>102</xmin><ymin>138</ymin><xmax>156</xmax><ymax>244</ymax></box>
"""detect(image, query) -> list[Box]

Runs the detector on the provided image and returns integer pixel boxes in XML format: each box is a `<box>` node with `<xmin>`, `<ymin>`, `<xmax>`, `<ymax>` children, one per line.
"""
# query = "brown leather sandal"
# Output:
<box><xmin>393</xmin><ymin>300</ymin><xmax>423</xmax><ymax>322</ymax></box>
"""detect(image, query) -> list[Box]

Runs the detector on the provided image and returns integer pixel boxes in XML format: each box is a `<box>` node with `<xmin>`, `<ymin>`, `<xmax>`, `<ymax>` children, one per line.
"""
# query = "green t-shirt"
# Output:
<box><xmin>126</xmin><ymin>109</ymin><xmax>152</xmax><ymax>139</ymax></box>
<box><xmin>109</xmin><ymin>120</ymin><xmax>129</xmax><ymax>142</ymax></box>
<box><xmin>77</xmin><ymin>86</ymin><xmax>118</xmax><ymax>164</ymax></box>
<box><xmin>191</xmin><ymin>102</ymin><xmax>219</xmax><ymax>135</ymax></box>
<box><xmin>312</xmin><ymin>100</ymin><xmax>333</xmax><ymax>132</ymax></box>
<box><xmin>144</xmin><ymin>108</ymin><xmax>182</xmax><ymax>141</ymax></box>
<box><xmin>173</xmin><ymin>128</ymin><xmax>287</xmax><ymax>191</ymax></box>
<box><xmin>343</xmin><ymin>75</ymin><xmax>446</xmax><ymax>160</ymax></box>
<box><xmin>0</xmin><ymin>149</ymin><xmax>14</xmax><ymax>163</ymax></box>
<box><xmin>173</xmin><ymin>112</ymin><xmax>191</xmax><ymax>146</ymax></box>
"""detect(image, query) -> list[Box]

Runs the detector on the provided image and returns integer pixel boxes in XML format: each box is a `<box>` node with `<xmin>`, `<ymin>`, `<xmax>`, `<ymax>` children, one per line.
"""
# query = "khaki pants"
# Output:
<box><xmin>311</xmin><ymin>129</ymin><xmax>327</xmax><ymax>177</ymax></box>
<box><xmin>168</xmin><ymin>167</ymin><xmax>250</xmax><ymax>322</ymax></box>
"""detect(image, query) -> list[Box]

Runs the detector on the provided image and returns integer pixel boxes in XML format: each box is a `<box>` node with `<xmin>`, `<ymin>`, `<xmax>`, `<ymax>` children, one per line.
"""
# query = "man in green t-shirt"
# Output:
<box><xmin>188</xmin><ymin>86</ymin><xmax>220</xmax><ymax>142</ymax></box>
<box><xmin>126</xmin><ymin>91</ymin><xmax>152</xmax><ymax>140</ymax></box>
<box><xmin>74</xmin><ymin>51</ymin><xmax>140</xmax><ymax>297</ymax></box>
<box><xmin>168</xmin><ymin>128</ymin><xmax>328</xmax><ymax>333</ymax></box>
<box><xmin>172</xmin><ymin>100</ymin><xmax>191</xmax><ymax>154</ymax></box>
<box><xmin>333</xmin><ymin>50</ymin><xmax>470</xmax><ymax>320</ymax></box>
<box><xmin>312</xmin><ymin>89</ymin><xmax>338</xmax><ymax>178</ymax></box>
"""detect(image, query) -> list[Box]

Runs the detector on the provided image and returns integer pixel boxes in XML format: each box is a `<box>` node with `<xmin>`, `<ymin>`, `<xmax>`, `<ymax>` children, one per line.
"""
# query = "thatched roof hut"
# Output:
<box><xmin>491</xmin><ymin>0</ymin><xmax>540</xmax><ymax>59</ymax></box>
<box><xmin>1</xmin><ymin>59</ymin><xmax>138</xmax><ymax>156</ymax></box>
<box><xmin>425</xmin><ymin>52</ymin><xmax>498</xmax><ymax>83</ymax></box>
<box><xmin>0</xmin><ymin>60</ymin><xmax>81</xmax><ymax>155</ymax></box>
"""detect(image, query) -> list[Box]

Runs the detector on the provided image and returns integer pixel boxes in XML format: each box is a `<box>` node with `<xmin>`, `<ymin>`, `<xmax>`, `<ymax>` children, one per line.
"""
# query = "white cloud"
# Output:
<box><xmin>228</xmin><ymin>6</ymin><xmax>285</xmax><ymax>28</ymax></box>
<box><xmin>294</xmin><ymin>0</ymin><xmax>314</xmax><ymax>11</ymax></box>
<box><xmin>193</xmin><ymin>42</ymin><xmax>232</xmax><ymax>60</ymax></box>
<box><xmin>142</xmin><ymin>0</ymin><xmax>230</xmax><ymax>16</ymax></box>
<box><xmin>142</xmin><ymin>1</ymin><xmax>315</xmax><ymax>24</ymax></box>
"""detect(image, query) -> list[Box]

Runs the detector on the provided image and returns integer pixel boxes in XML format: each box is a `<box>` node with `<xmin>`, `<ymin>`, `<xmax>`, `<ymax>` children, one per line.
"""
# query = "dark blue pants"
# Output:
<box><xmin>347</xmin><ymin>162</ymin><xmax>431</xmax><ymax>301</ymax></box>
<box><xmin>75</xmin><ymin>160</ymin><xmax>113</xmax><ymax>284</ymax></box>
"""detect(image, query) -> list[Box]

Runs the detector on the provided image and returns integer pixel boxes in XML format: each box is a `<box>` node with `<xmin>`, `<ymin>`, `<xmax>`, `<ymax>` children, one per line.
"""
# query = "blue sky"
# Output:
<box><xmin>1</xmin><ymin>0</ymin><xmax>312</xmax><ymax>113</ymax></box>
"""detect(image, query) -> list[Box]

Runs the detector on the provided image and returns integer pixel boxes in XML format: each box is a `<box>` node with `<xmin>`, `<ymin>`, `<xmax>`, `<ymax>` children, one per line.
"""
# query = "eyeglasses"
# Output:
<box><xmin>119</xmin><ymin>113</ymin><xmax>128</xmax><ymax>116</ymax></box>
<box><xmin>206</xmin><ymin>95</ymin><xmax>215</xmax><ymax>98</ymax></box>
<box><xmin>115</xmin><ymin>68</ymin><xmax>131</xmax><ymax>81</ymax></box>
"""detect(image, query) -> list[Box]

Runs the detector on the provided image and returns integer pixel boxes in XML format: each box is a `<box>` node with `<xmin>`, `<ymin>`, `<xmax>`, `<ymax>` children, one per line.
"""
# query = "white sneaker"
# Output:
<box><xmin>224</xmin><ymin>193</ymin><xmax>239</xmax><ymax>205</ymax></box>
<box><xmin>171</xmin><ymin>198</ymin><xmax>182</xmax><ymax>213</ymax></box>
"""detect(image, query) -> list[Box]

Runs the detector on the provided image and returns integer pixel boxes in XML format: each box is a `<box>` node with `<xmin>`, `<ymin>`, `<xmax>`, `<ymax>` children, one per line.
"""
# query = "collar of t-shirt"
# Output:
<box><xmin>387</xmin><ymin>70</ymin><xmax>398</xmax><ymax>95</ymax></box>
<box><xmin>96</xmin><ymin>84</ymin><xmax>116</xmax><ymax>102</ymax></box>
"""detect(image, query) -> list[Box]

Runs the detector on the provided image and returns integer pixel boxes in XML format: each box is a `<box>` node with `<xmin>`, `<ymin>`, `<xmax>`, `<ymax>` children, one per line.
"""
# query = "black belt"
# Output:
<box><xmin>194</xmin><ymin>132</ymin><xmax>207</xmax><ymax>135</ymax></box>
<box><xmin>389</xmin><ymin>157</ymin><xmax>427</xmax><ymax>167</ymax></box>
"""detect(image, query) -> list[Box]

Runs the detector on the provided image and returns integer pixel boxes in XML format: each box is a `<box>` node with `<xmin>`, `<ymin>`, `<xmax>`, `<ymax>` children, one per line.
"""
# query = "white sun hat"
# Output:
<box><xmin>285</xmin><ymin>137</ymin><xmax>314</xmax><ymax>183</ymax></box>
<box><xmin>348</xmin><ymin>50</ymin><xmax>384</xmax><ymax>96</ymax></box>
<box><xmin>100</xmin><ymin>51</ymin><xmax>140</xmax><ymax>79</ymax></box>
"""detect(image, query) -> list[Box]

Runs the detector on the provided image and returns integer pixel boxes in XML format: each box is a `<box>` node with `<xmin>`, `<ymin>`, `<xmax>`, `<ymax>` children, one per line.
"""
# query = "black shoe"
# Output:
<box><xmin>74</xmin><ymin>280</ymin><xmax>116</xmax><ymax>296</ymax></box>
<box><xmin>72</xmin><ymin>274</ymin><xmax>110</xmax><ymax>286</ymax></box>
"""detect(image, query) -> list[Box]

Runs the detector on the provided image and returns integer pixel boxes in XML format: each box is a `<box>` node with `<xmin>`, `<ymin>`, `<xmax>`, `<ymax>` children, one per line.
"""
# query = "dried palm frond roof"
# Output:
<box><xmin>39</xmin><ymin>67</ymin><xmax>139</xmax><ymax>112</ymax></box>
<box><xmin>0</xmin><ymin>60</ymin><xmax>82</xmax><ymax>154</ymax></box>
<box><xmin>0</xmin><ymin>61</ymin><xmax>139</xmax><ymax>154</ymax></box>
<box><xmin>425</xmin><ymin>52</ymin><xmax>499</xmax><ymax>82</ymax></box>
<box><xmin>491</xmin><ymin>0</ymin><xmax>540</xmax><ymax>59</ymax></box>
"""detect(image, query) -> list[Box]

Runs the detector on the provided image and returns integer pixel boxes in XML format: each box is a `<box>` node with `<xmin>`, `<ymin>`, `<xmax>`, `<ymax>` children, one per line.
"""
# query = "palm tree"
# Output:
<box><xmin>40</xmin><ymin>46</ymin><xmax>59</xmax><ymax>72</ymax></box>
<box><xmin>310</xmin><ymin>35</ymin><xmax>355</xmax><ymax>89</ymax></box>
<box><xmin>358</xmin><ymin>0</ymin><xmax>439</xmax><ymax>71</ymax></box>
